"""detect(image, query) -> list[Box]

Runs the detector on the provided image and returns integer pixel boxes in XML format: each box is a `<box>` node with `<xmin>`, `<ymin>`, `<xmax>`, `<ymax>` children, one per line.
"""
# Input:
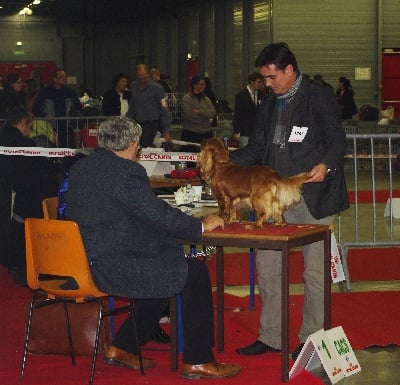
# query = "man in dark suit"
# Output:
<box><xmin>232</xmin><ymin>71</ymin><xmax>264</xmax><ymax>147</ymax></box>
<box><xmin>232</xmin><ymin>43</ymin><xmax>349</xmax><ymax>360</ymax></box>
<box><xmin>66</xmin><ymin>116</ymin><xmax>241</xmax><ymax>380</ymax></box>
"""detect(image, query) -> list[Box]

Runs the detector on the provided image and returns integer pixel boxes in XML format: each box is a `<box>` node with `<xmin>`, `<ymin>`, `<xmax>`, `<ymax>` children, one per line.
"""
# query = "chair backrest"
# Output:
<box><xmin>42</xmin><ymin>197</ymin><xmax>59</xmax><ymax>219</ymax></box>
<box><xmin>25</xmin><ymin>218</ymin><xmax>106</xmax><ymax>301</ymax></box>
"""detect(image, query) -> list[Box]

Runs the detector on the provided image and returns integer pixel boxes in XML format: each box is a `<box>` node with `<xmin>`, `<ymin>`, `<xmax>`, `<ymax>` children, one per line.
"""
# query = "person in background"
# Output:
<box><xmin>126</xmin><ymin>64</ymin><xmax>171</xmax><ymax>148</ymax></box>
<box><xmin>336</xmin><ymin>76</ymin><xmax>357</xmax><ymax>119</ymax></box>
<box><xmin>0</xmin><ymin>108</ymin><xmax>59</xmax><ymax>286</ymax></box>
<box><xmin>102</xmin><ymin>73</ymin><xmax>131</xmax><ymax>116</ymax></box>
<box><xmin>33</xmin><ymin>69</ymin><xmax>82</xmax><ymax>148</ymax></box>
<box><xmin>0</xmin><ymin>74</ymin><xmax>26</xmax><ymax>119</ymax></box>
<box><xmin>313</xmin><ymin>74</ymin><xmax>334</xmax><ymax>93</ymax></box>
<box><xmin>25</xmin><ymin>78</ymin><xmax>56</xmax><ymax>147</ymax></box>
<box><xmin>160</xmin><ymin>73</ymin><xmax>174</xmax><ymax>94</ymax></box>
<box><xmin>203</xmin><ymin>77</ymin><xmax>217</xmax><ymax>127</ymax></box>
<box><xmin>231</xmin><ymin>43</ymin><xmax>349</xmax><ymax>360</ymax></box>
<box><xmin>181</xmin><ymin>75</ymin><xmax>216</xmax><ymax>153</ymax></box>
<box><xmin>232</xmin><ymin>71</ymin><xmax>264</xmax><ymax>148</ymax></box>
<box><xmin>66</xmin><ymin>116</ymin><xmax>241</xmax><ymax>380</ymax></box>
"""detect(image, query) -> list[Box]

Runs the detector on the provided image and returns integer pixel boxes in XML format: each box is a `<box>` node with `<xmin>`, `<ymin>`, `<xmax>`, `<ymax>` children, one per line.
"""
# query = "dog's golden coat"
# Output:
<box><xmin>197</xmin><ymin>137</ymin><xmax>309</xmax><ymax>227</ymax></box>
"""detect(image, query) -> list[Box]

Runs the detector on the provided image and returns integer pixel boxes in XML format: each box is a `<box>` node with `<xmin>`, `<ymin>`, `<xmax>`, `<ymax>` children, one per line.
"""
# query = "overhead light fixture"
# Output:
<box><xmin>33</xmin><ymin>0</ymin><xmax>41</xmax><ymax>4</ymax></box>
<box><xmin>19</xmin><ymin>7</ymin><xmax>33</xmax><ymax>15</ymax></box>
<box><xmin>16</xmin><ymin>41</ymin><xmax>23</xmax><ymax>46</ymax></box>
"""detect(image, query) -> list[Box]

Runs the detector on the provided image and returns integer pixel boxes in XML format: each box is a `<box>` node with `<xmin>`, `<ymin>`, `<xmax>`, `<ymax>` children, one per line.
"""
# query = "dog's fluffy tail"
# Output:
<box><xmin>277</xmin><ymin>172</ymin><xmax>309</xmax><ymax>208</ymax></box>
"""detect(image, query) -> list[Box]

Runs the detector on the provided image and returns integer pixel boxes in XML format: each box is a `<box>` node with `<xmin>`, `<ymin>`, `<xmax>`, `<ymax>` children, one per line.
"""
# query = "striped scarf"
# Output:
<box><xmin>273</xmin><ymin>73</ymin><xmax>303</xmax><ymax>148</ymax></box>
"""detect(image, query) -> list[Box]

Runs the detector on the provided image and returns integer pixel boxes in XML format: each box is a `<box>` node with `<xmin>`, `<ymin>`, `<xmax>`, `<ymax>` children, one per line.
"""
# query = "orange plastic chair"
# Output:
<box><xmin>20</xmin><ymin>218</ymin><xmax>145</xmax><ymax>385</ymax></box>
<box><xmin>42</xmin><ymin>196</ymin><xmax>59</xmax><ymax>219</ymax></box>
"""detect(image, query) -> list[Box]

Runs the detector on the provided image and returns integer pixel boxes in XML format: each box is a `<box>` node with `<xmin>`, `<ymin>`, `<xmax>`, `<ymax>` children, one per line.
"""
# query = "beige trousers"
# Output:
<box><xmin>256</xmin><ymin>196</ymin><xmax>333</xmax><ymax>349</ymax></box>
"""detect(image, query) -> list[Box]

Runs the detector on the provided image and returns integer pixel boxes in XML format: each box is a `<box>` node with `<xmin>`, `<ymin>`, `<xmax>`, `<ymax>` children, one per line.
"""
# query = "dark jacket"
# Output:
<box><xmin>0</xmin><ymin>86</ymin><xmax>26</xmax><ymax>119</ymax></box>
<box><xmin>230</xmin><ymin>78</ymin><xmax>349</xmax><ymax>219</ymax></box>
<box><xmin>102</xmin><ymin>88</ymin><xmax>131</xmax><ymax>116</ymax></box>
<box><xmin>232</xmin><ymin>88</ymin><xmax>263</xmax><ymax>136</ymax></box>
<box><xmin>0</xmin><ymin>124</ymin><xmax>59</xmax><ymax>219</ymax></box>
<box><xmin>66</xmin><ymin>149</ymin><xmax>203</xmax><ymax>298</ymax></box>
<box><xmin>33</xmin><ymin>84</ymin><xmax>81</xmax><ymax>118</ymax></box>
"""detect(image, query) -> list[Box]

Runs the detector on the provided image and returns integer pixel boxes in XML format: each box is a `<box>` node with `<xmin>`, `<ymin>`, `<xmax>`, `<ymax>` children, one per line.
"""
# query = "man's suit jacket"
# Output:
<box><xmin>66</xmin><ymin>149</ymin><xmax>203</xmax><ymax>298</ymax></box>
<box><xmin>231</xmin><ymin>78</ymin><xmax>349</xmax><ymax>220</ymax></box>
<box><xmin>232</xmin><ymin>88</ymin><xmax>263</xmax><ymax>137</ymax></box>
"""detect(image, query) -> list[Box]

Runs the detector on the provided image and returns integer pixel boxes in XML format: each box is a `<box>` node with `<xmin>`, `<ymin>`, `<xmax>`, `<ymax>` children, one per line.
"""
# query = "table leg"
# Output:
<box><xmin>169</xmin><ymin>296</ymin><xmax>178</xmax><ymax>371</ymax></box>
<box><xmin>281</xmin><ymin>244</ymin><xmax>290</xmax><ymax>382</ymax></box>
<box><xmin>216</xmin><ymin>246</ymin><xmax>224</xmax><ymax>352</ymax></box>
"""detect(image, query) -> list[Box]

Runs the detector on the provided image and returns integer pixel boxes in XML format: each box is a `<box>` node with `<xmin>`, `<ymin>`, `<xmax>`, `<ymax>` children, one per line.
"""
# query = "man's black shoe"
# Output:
<box><xmin>291</xmin><ymin>343</ymin><xmax>305</xmax><ymax>361</ymax></box>
<box><xmin>150</xmin><ymin>325</ymin><xmax>171</xmax><ymax>344</ymax></box>
<box><xmin>236</xmin><ymin>340</ymin><xmax>281</xmax><ymax>355</ymax></box>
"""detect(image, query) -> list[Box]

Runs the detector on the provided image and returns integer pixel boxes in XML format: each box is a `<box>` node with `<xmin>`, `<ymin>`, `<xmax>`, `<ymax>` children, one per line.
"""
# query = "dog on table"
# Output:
<box><xmin>197</xmin><ymin>137</ymin><xmax>309</xmax><ymax>228</ymax></box>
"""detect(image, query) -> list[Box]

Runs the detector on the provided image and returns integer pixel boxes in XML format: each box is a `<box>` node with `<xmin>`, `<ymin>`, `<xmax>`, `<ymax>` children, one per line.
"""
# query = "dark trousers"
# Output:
<box><xmin>138</xmin><ymin>120</ymin><xmax>159</xmax><ymax>148</ymax></box>
<box><xmin>111</xmin><ymin>258</ymin><xmax>215</xmax><ymax>364</ymax></box>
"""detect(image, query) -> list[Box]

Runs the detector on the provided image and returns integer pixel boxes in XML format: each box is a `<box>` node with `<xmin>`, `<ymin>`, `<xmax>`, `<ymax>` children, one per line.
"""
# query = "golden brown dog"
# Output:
<box><xmin>197</xmin><ymin>137</ymin><xmax>309</xmax><ymax>227</ymax></box>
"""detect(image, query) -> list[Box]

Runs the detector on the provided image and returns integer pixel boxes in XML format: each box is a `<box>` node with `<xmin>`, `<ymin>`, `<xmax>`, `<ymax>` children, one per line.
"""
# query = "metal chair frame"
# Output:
<box><xmin>20</xmin><ymin>218</ymin><xmax>144</xmax><ymax>385</ymax></box>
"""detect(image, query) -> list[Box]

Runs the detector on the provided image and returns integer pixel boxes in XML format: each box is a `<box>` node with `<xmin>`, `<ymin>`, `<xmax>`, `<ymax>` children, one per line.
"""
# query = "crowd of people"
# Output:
<box><xmin>0</xmin><ymin>43</ymin><xmax>351</xmax><ymax>380</ymax></box>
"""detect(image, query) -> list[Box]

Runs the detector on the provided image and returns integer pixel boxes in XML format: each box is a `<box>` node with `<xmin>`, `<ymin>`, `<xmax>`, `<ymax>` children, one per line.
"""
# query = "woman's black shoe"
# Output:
<box><xmin>150</xmin><ymin>325</ymin><xmax>171</xmax><ymax>344</ymax></box>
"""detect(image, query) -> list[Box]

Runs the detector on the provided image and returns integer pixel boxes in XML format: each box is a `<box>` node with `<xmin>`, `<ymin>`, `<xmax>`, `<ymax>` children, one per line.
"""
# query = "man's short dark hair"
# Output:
<box><xmin>255</xmin><ymin>42</ymin><xmax>298</xmax><ymax>72</ymax></box>
<box><xmin>52</xmin><ymin>68</ymin><xmax>64</xmax><ymax>79</ymax></box>
<box><xmin>248</xmin><ymin>71</ymin><xmax>263</xmax><ymax>83</ymax></box>
<box><xmin>7</xmin><ymin>108</ymin><xmax>32</xmax><ymax>126</ymax></box>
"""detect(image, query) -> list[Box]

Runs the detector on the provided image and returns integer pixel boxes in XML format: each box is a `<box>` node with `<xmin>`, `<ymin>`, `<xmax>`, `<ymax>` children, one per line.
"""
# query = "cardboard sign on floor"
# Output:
<box><xmin>289</xmin><ymin>326</ymin><xmax>361</xmax><ymax>384</ymax></box>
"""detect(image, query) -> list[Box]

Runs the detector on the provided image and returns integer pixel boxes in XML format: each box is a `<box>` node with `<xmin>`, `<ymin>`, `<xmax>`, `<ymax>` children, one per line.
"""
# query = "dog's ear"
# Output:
<box><xmin>211</xmin><ymin>138</ymin><xmax>230</xmax><ymax>163</ymax></box>
<box><xmin>197</xmin><ymin>143</ymin><xmax>215</xmax><ymax>181</ymax></box>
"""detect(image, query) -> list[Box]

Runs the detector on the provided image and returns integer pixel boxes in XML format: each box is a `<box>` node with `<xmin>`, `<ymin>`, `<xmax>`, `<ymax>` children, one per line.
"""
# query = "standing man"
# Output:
<box><xmin>232</xmin><ymin>43</ymin><xmax>349</xmax><ymax>360</ymax></box>
<box><xmin>33</xmin><ymin>69</ymin><xmax>82</xmax><ymax>148</ymax></box>
<box><xmin>66</xmin><ymin>116</ymin><xmax>241</xmax><ymax>380</ymax></box>
<box><xmin>126</xmin><ymin>64</ymin><xmax>171</xmax><ymax>148</ymax></box>
<box><xmin>232</xmin><ymin>71</ymin><xmax>264</xmax><ymax>148</ymax></box>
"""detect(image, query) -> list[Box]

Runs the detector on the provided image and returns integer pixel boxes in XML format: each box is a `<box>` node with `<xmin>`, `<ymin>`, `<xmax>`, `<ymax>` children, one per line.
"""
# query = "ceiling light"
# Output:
<box><xmin>16</xmin><ymin>41</ymin><xmax>23</xmax><ymax>46</ymax></box>
<box><xmin>33</xmin><ymin>0</ymin><xmax>41</xmax><ymax>4</ymax></box>
<box><xmin>19</xmin><ymin>7</ymin><xmax>33</xmax><ymax>15</ymax></box>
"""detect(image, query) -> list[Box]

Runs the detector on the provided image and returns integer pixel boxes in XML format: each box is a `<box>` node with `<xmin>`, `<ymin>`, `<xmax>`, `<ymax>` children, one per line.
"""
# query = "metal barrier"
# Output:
<box><xmin>337</xmin><ymin>133</ymin><xmax>400</xmax><ymax>290</ymax></box>
<box><xmin>2</xmin><ymin>115</ymin><xmax>399</xmax><ymax>292</ymax></box>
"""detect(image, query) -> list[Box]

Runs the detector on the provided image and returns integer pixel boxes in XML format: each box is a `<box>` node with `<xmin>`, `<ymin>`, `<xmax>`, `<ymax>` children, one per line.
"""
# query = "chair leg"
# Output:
<box><xmin>20</xmin><ymin>295</ymin><xmax>35</xmax><ymax>379</ymax></box>
<box><xmin>88</xmin><ymin>299</ymin><xmax>104</xmax><ymax>385</ymax></box>
<box><xmin>129</xmin><ymin>300</ymin><xmax>144</xmax><ymax>375</ymax></box>
<box><xmin>62</xmin><ymin>302</ymin><xmax>76</xmax><ymax>366</ymax></box>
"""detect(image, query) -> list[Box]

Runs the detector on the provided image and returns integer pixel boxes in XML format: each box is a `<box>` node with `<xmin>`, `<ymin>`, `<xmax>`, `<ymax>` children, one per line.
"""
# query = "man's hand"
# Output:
<box><xmin>202</xmin><ymin>214</ymin><xmax>224</xmax><ymax>232</ymax></box>
<box><xmin>305</xmin><ymin>163</ymin><xmax>328</xmax><ymax>183</ymax></box>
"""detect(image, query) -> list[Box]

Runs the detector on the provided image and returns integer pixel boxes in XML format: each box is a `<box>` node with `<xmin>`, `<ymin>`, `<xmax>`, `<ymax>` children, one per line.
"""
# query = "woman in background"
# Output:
<box><xmin>336</xmin><ymin>76</ymin><xmax>357</xmax><ymax>119</ymax></box>
<box><xmin>102</xmin><ymin>73</ymin><xmax>131</xmax><ymax>116</ymax></box>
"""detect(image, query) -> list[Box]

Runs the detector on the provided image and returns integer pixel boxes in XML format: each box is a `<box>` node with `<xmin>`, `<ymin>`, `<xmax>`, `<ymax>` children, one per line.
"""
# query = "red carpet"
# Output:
<box><xmin>222</xmin><ymin>291</ymin><xmax>400</xmax><ymax>351</ymax></box>
<box><xmin>0</xmin><ymin>264</ymin><xmax>399</xmax><ymax>385</ymax></box>
<box><xmin>348</xmin><ymin>189</ymin><xmax>400</xmax><ymax>204</ymax></box>
<box><xmin>206</xmin><ymin>247</ymin><xmax>400</xmax><ymax>285</ymax></box>
<box><xmin>0</xmin><ymin>266</ymin><xmax>324</xmax><ymax>385</ymax></box>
